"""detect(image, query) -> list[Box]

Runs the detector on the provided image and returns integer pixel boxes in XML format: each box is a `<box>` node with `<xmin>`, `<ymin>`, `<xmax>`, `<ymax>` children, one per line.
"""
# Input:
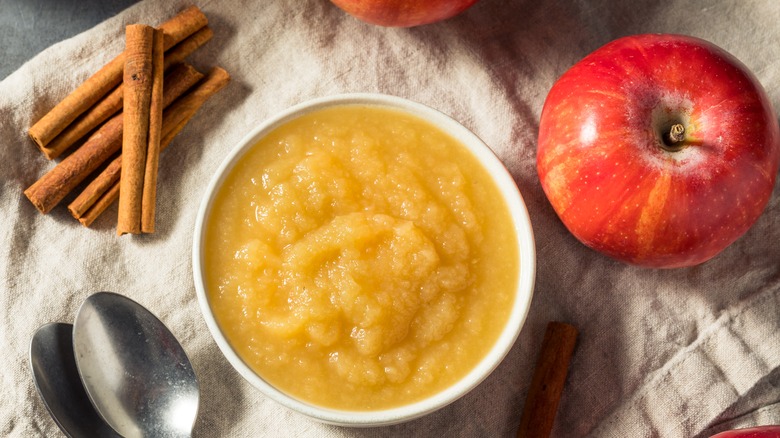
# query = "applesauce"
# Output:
<box><xmin>203</xmin><ymin>105</ymin><xmax>519</xmax><ymax>410</ymax></box>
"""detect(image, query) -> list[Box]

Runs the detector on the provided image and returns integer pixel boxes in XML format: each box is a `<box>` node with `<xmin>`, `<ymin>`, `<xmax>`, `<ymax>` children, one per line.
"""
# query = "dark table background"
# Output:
<box><xmin>0</xmin><ymin>0</ymin><xmax>138</xmax><ymax>80</ymax></box>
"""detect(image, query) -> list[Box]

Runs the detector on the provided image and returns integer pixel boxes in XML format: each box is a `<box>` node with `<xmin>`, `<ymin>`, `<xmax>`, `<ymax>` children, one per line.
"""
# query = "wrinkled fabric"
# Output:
<box><xmin>1</xmin><ymin>1</ymin><xmax>779</xmax><ymax>436</ymax></box>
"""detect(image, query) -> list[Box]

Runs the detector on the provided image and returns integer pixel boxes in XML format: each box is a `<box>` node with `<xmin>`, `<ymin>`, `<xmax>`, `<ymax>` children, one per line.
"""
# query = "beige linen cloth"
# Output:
<box><xmin>2</xmin><ymin>0</ymin><xmax>779</xmax><ymax>436</ymax></box>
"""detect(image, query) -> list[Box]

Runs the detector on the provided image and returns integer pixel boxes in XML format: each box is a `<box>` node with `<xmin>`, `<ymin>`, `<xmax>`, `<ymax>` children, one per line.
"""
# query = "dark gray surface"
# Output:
<box><xmin>0</xmin><ymin>0</ymin><xmax>138</xmax><ymax>80</ymax></box>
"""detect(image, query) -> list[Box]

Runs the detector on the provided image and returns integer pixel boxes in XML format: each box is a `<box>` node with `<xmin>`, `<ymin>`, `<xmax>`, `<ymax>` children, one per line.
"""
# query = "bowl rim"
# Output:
<box><xmin>192</xmin><ymin>92</ymin><xmax>536</xmax><ymax>426</ymax></box>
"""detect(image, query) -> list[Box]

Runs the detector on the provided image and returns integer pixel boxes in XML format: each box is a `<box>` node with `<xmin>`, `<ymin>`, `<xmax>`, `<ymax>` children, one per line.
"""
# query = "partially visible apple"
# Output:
<box><xmin>710</xmin><ymin>426</ymin><xmax>780</xmax><ymax>437</ymax></box>
<box><xmin>329</xmin><ymin>0</ymin><xmax>478</xmax><ymax>27</ymax></box>
<box><xmin>536</xmin><ymin>34</ymin><xmax>780</xmax><ymax>268</ymax></box>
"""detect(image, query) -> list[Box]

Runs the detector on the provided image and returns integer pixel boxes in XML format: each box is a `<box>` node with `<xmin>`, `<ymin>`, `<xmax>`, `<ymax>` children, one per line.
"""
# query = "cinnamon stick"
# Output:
<box><xmin>78</xmin><ymin>182</ymin><xmax>120</xmax><ymax>228</ymax></box>
<box><xmin>157</xmin><ymin>5</ymin><xmax>209</xmax><ymax>50</ymax></box>
<box><xmin>68</xmin><ymin>156</ymin><xmax>122</xmax><ymax>219</ymax></box>
<box><xmin>40</xmin><ymin>25</ymin><xmax>213</xmax><ymax>160</ymax></box>
<box><xmin>116</xmin><ymin>24</ymin><xmax>155</xmax><ymax>235</ymax></box>
<box><xmin>159</xmin><ymin>67</ymin><xmax>231</xmax><ymax>141</ymax></box>
<box><xmin>72</xmin><ymin>67</ymin><xmax>231</xmax><ymax>227</ymax></box>
<box><xmin>163</xmin><ymin>26</ymin><xmax>213</xmax><ymax>68</ymax></box>
<box><xmin>25</xmin><ymin>64</ymin><xmax>203</xmax><ymax>214</ymax></box>
<box><xmin>517</xmin><ymin>322</ymin><xmax>578</xmax><ymax>438</ymax></box>
<box><xmin>139</xmin><ymin>30</ymin><xmax>165</xmax><ymax>233</ymax></box>
<box><xmin>27</xmin><ymin>5</ymin><xmax>208</xmax><ymax>154</ymax></box>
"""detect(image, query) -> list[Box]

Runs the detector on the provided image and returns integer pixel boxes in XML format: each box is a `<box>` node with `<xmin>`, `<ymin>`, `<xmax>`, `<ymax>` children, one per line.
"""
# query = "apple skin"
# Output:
<box><xmin>537</xmin><ymin>34</ymin><xmax>780</xmax><ymax>268</ymax></box>
<box><xmin>329</xmin><ymin>0</ymin><xmax>478</xmax><ymax>27</ymax></box>
<box><xmin>710</xmin><ymin>426</ymin><xmax>780</xmax><ymax>438</ymax></box>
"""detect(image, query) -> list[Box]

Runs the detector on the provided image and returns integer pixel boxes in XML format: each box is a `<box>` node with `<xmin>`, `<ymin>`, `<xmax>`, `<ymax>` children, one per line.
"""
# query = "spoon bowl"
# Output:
<box><xmin>30</xmin><ymin>322</ymin><xmax>120</xmax><ymax>438</ymax></box>
<box><xmin>72</xmin><ymin>292</ymin><xmax>199</xmax><ymax>438</ymax></box>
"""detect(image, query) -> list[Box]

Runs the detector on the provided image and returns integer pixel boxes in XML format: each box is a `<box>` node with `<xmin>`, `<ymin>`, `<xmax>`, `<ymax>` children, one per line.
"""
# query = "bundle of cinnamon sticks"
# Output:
<box><xmin>24</xmin><ymin>6</ymin><xmax>230</xmax><ymax>235</ymax></box>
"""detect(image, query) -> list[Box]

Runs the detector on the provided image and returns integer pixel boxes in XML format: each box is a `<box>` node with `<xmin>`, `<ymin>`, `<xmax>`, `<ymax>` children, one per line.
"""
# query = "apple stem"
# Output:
<box><xmin>663</xmin><ymin>124</ymin><xmax>686</xmax><ymax>149</ymax></box>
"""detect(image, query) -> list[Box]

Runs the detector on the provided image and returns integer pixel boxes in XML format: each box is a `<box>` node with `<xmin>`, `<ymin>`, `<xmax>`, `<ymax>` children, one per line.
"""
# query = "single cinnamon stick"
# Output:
<box><xmin>160</xmin><ymin>67</ymin><xmax>231</xmax><ymax>139</ymax></box>
<box><xmin>163</xmin><ymin>26</ymin><xmax>213</xmax><ymax>68</ymax></box>
<box><xmin>517</xmin><ymin>322</ymin><xmax>578</xmax><ymax>438</ymax></box>
<box><xmin>72</xmin><ymin>67</ymin><xmax>231</xmax><ymax>227</ymax></box>
<box><xmin>157</xmin><ymin>5</ymin><xmax>209</xmax><ymax>50</ymax></box>
<box><xmin>40</xmin><ymin>25</ymin><xmax>213</xmax><ymax>160</ymax></box>
<box><xmin>27</xmin><ymin>6</ymin><xmax>207</xmax><ymax>152</ymax></box>
<box><xmin>78</xmin><ymin>182</ymin><xmax>120</xmax><ymax>228</ymax></box>
<box><xmin>140</xmin><ymin>30</ymin><xmax>165</xmax><ymax>233</ymax></box>
<box><xmin>117</xmin><ymin>24</ymin><xmax>155</xmax><ymax>236</ymax></box>
<box><xmin>68</xmin><ymin>156</ymin><xmax>122</xmax><ymax>219</ymax></box>
<box><xmin>25</xmin><ymin>64</ymin><xmax>203</xmax><ymax>214</ymax></box>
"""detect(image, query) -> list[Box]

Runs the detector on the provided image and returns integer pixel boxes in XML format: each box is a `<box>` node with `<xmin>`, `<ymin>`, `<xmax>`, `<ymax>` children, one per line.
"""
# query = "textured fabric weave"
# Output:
<box><xmin>1</xmin><ymin>1</ymin><xmax>779</xmax><ymax>436</ymax></box>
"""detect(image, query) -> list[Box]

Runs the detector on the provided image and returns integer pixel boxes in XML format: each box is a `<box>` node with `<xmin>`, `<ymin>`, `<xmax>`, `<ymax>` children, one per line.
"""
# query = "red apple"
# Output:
<box><xmin>329</xmin><ymin>0</ymin><xmax>478</xmax><ymax>27</ymax></box>
<box><xmin>537</xmin><ymin>34</ymin><xmax>780</xmax><ymax>268</ymax></box>
<box><xmin>710</xmin><ymin>426</ymin><xmax>780</xmax><ymax>438</ymax></box>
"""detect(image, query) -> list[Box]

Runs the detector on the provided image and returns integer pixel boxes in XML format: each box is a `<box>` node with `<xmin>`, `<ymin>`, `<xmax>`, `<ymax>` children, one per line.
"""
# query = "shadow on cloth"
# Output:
<box><xmin>191</xmin><ymin>341</ymin><xmax>248</xmax><ymax>436</ymax></box>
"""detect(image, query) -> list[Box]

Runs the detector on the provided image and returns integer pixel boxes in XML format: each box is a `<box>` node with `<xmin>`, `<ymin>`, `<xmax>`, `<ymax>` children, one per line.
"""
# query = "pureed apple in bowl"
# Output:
<box><xmin>193</xmin><ymin>94</ymin><xmax>535</xmax><ymax>425</ymax></box>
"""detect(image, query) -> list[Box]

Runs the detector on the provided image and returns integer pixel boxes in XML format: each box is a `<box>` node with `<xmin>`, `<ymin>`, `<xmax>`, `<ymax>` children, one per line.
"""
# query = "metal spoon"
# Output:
<box><xmin>30</xmin><ymin>322</ymin><xmax>121</xmax><ymax>438</ymax></box>
<box><xmin>73</xmin><ymin>292</ymin><xmax>200</xmax><ymax>438</ymax></box>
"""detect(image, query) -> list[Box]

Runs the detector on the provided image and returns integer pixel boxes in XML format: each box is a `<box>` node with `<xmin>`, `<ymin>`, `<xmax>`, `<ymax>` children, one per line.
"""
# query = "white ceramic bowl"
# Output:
<box><xmin>192</xmin><ymin>93</ymin><xmax>536</xmax><ymax>426</ymax></box>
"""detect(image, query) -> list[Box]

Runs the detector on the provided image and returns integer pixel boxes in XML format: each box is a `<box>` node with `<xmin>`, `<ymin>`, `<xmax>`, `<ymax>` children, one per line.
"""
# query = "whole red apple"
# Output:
<box><xmin>329</xmin><ymin>0</ymin><xmax>478</xmax><ymax>27</ymax></box>
<box><xmin>537</xmin><ymin>34</ymin><xmax>780</xmax><ymax>268</ymax></box>
<box><xmin>710</xmin><ymin>425</ymin><xmax>780</xmax><ymax>438</ymax></box>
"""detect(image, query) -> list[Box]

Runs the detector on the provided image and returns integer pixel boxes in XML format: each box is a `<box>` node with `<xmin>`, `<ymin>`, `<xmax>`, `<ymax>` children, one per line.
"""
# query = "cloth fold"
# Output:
<box><xmin>1</xmin><ymin>1</ymin><xmax>779</xmax><ymax>437</ymax></box>
<box><xmin>589</xmin><ymin>285</ymin><xmax>780</xmax><ymax>437</ymax></box>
